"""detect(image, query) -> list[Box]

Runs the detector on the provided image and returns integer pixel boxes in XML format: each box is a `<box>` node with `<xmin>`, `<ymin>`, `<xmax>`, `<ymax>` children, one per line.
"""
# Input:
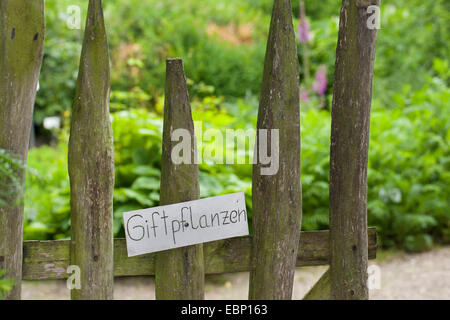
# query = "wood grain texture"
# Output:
<box><xmin>22</xmin><ymin>229</ymin><xmax>377</xmax><ymax>280</ymax></box>
<box><xmin>154</xmin><ymin>58</ymin><xmax>205</xmax><ymax>300</ymax></box>
<box><xmin>329</xmin><ymin>0</ymin><xmax>379</xmax><ymax>300</ymax></box>
<box><xmin>68</xmin><ymin>0</ymin><xmax>114</xmax><ymax>300</ymax></box>
<box><xmin>249</xmin><ymin>0</ymin><xmax>302</xmax><ymax>300</ymax></box>
<box><xmin>0</xmin><ymin>0</ymin><xmax>45</xmax><ymax>300</ymax></box>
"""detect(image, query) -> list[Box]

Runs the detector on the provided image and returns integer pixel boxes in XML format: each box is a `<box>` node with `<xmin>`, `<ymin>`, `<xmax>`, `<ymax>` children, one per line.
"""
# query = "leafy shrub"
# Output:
<box><xmin>0</xmin><ymin>149</ymin><xmax>26</xmax><ymax>208</ymax></box>
<box><xmin>24</xmin><ymin>145</ymin><xmax>70</xmax><ymax>240</ymax></box>
<box><xmin>373</xmin><ymin>0</ymin><xmax>450</xmax><ymax>104</ymax></box>
<box><xmin>24</xmin><ymin>0</ymin><xmax>449</xmax><ymax>252</ymax></box>
<box><xmin>366</xmin><ymin>69</ymin><xmax>450</xmax><ymax>251</ymax></box>
<box><xmin>25</xmin><ymin>97</ymin><xmax>253</xmax><ymax>238</ymax></box>
<box><xmin>37</xmin><ymin>0</ymin><xmax>449</xmax><ymax>121</ymax></box>
<box><xmin>301</xmin><ymin>70</ymin><xmax>450</xmax><ymax>251</ymax></box>
<box><xmin>24</xmin><ymin>69</ymin><xmax>449</xmax><ymax>251</ymax></box>
<box><xmin>34</xmin><ymin>0</ymin><xmax>82</xmax><ymax>126</ymax></box>
<box><xmin>0</xmin><ymin>270</ymin><xmax>15</xmax><ymax>300</ymax></box>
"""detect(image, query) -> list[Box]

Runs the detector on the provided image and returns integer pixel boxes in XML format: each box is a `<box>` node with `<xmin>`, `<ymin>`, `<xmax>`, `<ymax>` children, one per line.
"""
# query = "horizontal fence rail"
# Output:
<box><xmin>22</xmin><ymin>228</ymin><xmax>377</xmax><ymax>281</ymax></box>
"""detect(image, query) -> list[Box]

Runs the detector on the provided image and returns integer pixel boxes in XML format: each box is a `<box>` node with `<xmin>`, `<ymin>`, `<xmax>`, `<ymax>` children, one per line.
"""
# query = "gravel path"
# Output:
<box><xmin>21</xmin><ymin>247</ymin><xmax>450</xmax><ymax>300</ymax></box>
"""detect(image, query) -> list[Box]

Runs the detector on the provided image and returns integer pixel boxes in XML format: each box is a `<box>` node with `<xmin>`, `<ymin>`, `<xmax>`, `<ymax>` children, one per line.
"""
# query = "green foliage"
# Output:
<box><xmin>0</xmin><ymin>269</ymin><xmax>15</xmax><ymax>300</ymax></box>
<box><xmin>24</xmin><ymin>145</ymin><xmax>70</xmax><ymax>240</ymax></box>
<box><xmin>0</xmin><ymin>149</ymin><xmax>25</xmax><ymax>208</ymax></box>
<box><xmin>373</xmin><ymin>0</ymin><xmax>450</xmax><ymax>105</ymax></box>
<box><xmin>301</xmin><ymin>71</ymin><xmax>450</xmax><ymax>252</ymax></box>
<box><xmin>38</xmin><ymin>0</ymin><xmax>268</xmax><ymax>119</ymax></box>
<box><xmin>24</xmin><ymin>71</ymin><xmax>449</xmax><ymax>251</ymax></box>
<box><xmin>25</xmin><ymin>98</ymin><xmax>253</xmax><ymax>238</ymax></box>
<box><xmin>111</xmin><ymin>98</ymin><xmax>254</xmax><ymax>236</ymax></box>
<box><xmin>23</xmin><ymin>0</ymin><xmax>449</xmax><ymax>253</ymax></box>
<box><xmin>37</xmin><ymin>0</ymin><xmax>449</xmax><ymax>121</ymax></box>
<box><xmin>367</xmin><ymin>68</ymin><xmax>450</xmax><ymax>251</ymax></box>
<box><xmin>104</xmin><ymin>0</ymin><xmax>269</xmax><ymax>98</ymax></box>
<box><xmin>34</xmin><ymin>0</ymin><xmax>82</xmax><ymax>125</ymax></box>
<box><xmin>300</xmin><ymin>109</ymin><xmax>331</xmax><ymax>230</ymax></box>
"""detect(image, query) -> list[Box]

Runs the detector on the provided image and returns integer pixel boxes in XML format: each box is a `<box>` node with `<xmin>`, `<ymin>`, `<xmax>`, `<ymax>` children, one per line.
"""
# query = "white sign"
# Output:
<box><xmin>123</xmin><ymin>192</ymin><xmax>249</xmax><ymax>257</ymax></box>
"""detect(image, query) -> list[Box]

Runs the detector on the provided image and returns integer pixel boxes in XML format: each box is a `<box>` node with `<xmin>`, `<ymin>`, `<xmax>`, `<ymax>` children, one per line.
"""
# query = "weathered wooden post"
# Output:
<box><xmin>329</xmin><ymin>0</ymin><xmax>379</xmax><ymax>300</ymax></box>
<box><xmin>155</xmin><ymin>58</ymin><xmax>205</xmax><ymax>300</ymax></box>
<box><xmin>68</xmin><ymin>0</ymin><xmax>114</xmax><ymax>300</ymax></box>
<box><xmin>249</xmin><ymin>0</ymin><xmax>302</xmax><ymax>300</ymax></box>
<box><xmin>0</xmin><ymin>0</ymin><xmax>45</xmax><ymax>300</ymax></box>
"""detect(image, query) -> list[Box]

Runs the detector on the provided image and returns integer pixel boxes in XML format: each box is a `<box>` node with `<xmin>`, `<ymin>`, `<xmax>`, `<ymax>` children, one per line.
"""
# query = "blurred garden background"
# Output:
<box><xmin>17</xmin><ymin>0</ymin><xmax>449</xmax><ymax>254</ymax></box>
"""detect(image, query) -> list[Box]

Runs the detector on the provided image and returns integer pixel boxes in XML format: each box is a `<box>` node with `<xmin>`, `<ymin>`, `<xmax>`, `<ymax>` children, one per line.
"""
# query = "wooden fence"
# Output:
<box><xmin>0</xmin><ymin>0</ymin><xmax>379</xmax><ymax>300</ymax></box>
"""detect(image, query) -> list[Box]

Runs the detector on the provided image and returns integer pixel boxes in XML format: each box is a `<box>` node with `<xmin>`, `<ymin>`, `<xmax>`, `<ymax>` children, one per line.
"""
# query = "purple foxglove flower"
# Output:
<box><xmin>298</xmin><ymin>19</ymin><xmax>310</xmax><ymax>43</ymax></box>
<box><xmin>312</xmin><ymin>65</ymin><xmax>327</xmax><ymax>96</ymax></box>
<box><xmin>300</xmin><ymin>87</ymin><xmax>308</xmax><ymax>102</ymax></box>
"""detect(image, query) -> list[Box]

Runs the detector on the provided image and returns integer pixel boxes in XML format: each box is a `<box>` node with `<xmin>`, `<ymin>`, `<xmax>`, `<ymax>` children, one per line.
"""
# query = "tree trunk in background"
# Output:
<box><xmin>155</xmin><ymin>58</ymin><xmax>205</xmax><ymax>300</ymax></box>
<box><xmin>249</xmin><ymin>0</ymin><xmax>302</xmax><ymax>300</ymax></box>
<box><xmin>0</xmin><ymin>0</ymin><xmax>45</xmax><ymax>300</ymax></box>
<box><xmin>68</xmin><ymin>0</ymin><xmax>114</xmax><ymax>300</ymax></box>
<box><xmin>329</xmin><ymin>0</ymin><xmax>379</xmax><ymax>300</ymax></box>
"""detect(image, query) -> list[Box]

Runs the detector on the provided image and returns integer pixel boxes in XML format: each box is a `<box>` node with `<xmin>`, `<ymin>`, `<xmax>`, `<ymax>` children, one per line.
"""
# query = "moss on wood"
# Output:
<box><xmin>0</xmin><ymin>0</ymin><xmax>45</xmax><ymax>300</ymax></box>
<box><xmin>249</xmin><ymin>0</ymin><xmax>302</xmax><ymax>300</ymax></box>
<box><xmin>329</xmin><ymin>0</ymin><xmax>380</xmax><ymax>300</ymax></box>
<box><xmin>68</xmin><ymin>0</ymin><xmax>114</xmax><ymax>300</ymax></box>
<box><xmin>154</xmin><ymin>58</ymin><xmax>205</xmax><ymax>300</ymax></box>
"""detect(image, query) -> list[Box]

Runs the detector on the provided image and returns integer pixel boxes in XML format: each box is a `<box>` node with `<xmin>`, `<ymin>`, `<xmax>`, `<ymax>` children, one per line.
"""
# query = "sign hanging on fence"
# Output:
<box><xmin>123</xmin><ymin>192</ymin><xmax>249</xmax><ymax>257</ymax></box>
